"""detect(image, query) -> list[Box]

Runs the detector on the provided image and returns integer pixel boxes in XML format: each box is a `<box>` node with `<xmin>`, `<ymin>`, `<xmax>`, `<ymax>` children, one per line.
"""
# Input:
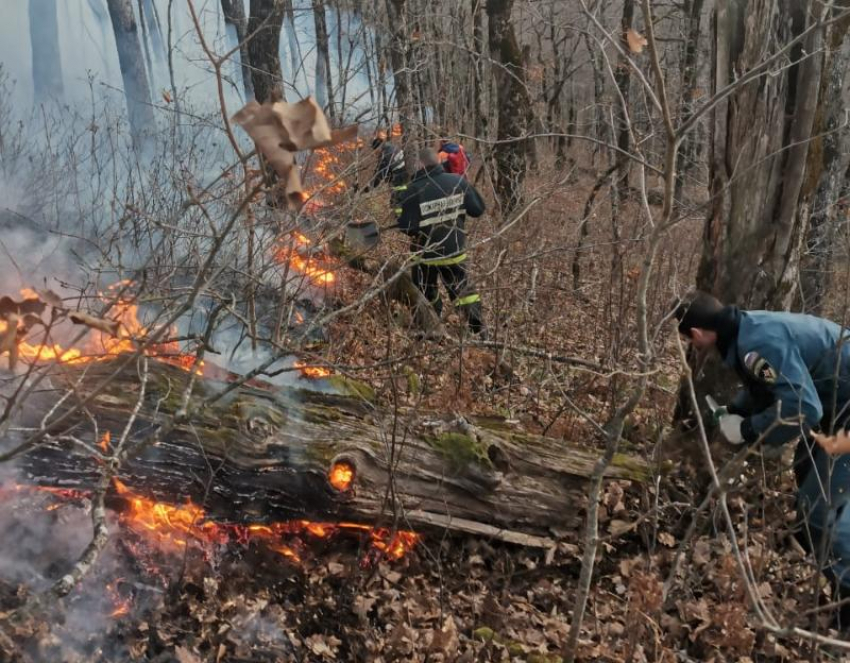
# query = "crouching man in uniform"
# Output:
<box><xmin>674</xmin><ymin>291</ymin><xmax>850</xmax><ymax>627</ymax></box>
<box><xmin>396</xmin><ymin>149</ymin><xmax>486</xmax><ymax>335</ymax></box>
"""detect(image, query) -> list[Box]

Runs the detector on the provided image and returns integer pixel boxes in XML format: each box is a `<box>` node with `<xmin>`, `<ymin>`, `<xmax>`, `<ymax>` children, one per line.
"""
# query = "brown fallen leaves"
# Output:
<box><xmin>231</xmin><ymin>97</ymin><xmax>358</xmax><ymax>209</ymax></box>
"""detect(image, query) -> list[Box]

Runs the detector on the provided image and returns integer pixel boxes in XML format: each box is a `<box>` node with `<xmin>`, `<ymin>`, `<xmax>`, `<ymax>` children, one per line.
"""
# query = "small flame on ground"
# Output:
<box><xmin>329</xmin><ymin>462</ymin><xmax>354</xmax><ymax>491</ymax></box>
<box><xmin>105</xmin><ymin>480</ymin><xmax>418</xmax><ymax>563</ymax></box>
<box><xmin>99</xmin><ymin>431</ymin><xmax>111</xmax><ymax>453</ymax></box>
<box><xmin>0</xmin><ymin>287</ymin><xmax>205</xmax><ymax>375</ymax></box>
<box><xmin>294</xmin><ymin>361</ymin><xmax>332</xmax><ymax>378</ymax></box>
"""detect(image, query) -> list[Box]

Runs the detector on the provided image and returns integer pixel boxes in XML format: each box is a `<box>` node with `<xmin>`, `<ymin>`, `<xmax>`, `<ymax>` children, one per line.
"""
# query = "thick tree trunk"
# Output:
<box><xmin>487</xmin><ymin>0</ymin><xmax>530</xmax><ymax>212</ymax></box>
<box><xmin>674</xmin><ymin>0</ymin><xmax>706</xmax><ymax>205</ymax></box>
<box><xmin>384</xmin><ymin>0</ymin><xmax>414</xmax><ymax>166</ymax></box>
<box><xmin>697</xmin><ymin>0</ymin><xmax>825</xmax><ymax>310</ymax></box>
<box><xmin>248</xmin><ymin>0</ymin><xmax>286</xmax><ymax>103</ymax></box>
<box><xmin>613</xmin><ymin>0</ymin><xmax>634</xmax><ymax>201</ymax></box>
<box><xmin>106</xmin><ymin>0</ymin><xmax>156</xmax><ymax>143</ymax></box>
<box><xmin>221</xmin><ymin>0</ymin><xmax>255</xmax><ymax>99</ymax></box>
<box><xmin>472</xmin><ymin>0</ymin><xmax>489</xmax><ymax>140</ymax></box>
<box><xmin>29</xmin><ymin>0</ymin><xmax>64</xmax><ymax>102</ymax></box>
<box><xmin>16</xmin><ymin>360</ymin><xmax>647</xmax><ymax>545</ymax></box>
<box><xmin>312</xmin><ymin>0</ymin><xmax>336</xmax><ymax>117</ymax></box>
<box><xmin>798</xmin><ymin>8</ymin><xmax>850</xmax><ymax>313</ymax></box>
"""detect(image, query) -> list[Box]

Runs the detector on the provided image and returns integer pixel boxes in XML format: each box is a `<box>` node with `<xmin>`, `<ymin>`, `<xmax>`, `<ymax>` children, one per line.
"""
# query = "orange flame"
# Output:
<box><xmin>294</xmin><ymin>361</ymin><xmax>332</xmax><ymax>378</ymax></box>
<box><xmin>99</xmin><ymin>431</ymin><xmax>111</xmax><ymax>453</ymax></box>
<box><xmin>329</xmin><ymin>462</ymin><xmax>354</xmax><ymax>491</ymax></box>
<box><xmin>106</xmin><ymin>480</ymin><xmax>418</xmax><ymax>563</ymax></box>
<box><xmin>0</xmin><ymin>288</ymin><xmax>203</xmax><ymax>374</ymax></box>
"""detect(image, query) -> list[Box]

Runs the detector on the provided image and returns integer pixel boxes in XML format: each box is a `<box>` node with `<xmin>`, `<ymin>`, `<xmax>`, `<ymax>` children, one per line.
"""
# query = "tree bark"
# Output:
<box><xmin>17</xmin><ymin>360</ymin><xmax>647</xmax><ymax>544</ymax></box>
<box><xmin>312</xmin><ymin>0</ymin><xmax>336</xmax><ymax>117</ymax></box>
<box><xmin>798</xmin><ymin>6</ymin><xmax>850</xmax><ymax>313</ymax></box>
<box><xmin>472</xmin><ymin>0</ymin><xmax>489</xmax><ymax>140</ymax></box>
<box><xmin>248</xmin><ymin>0</ymin><xmax>286</xmax><ymax>103</ymax></box>
<box><xmin>221</xmin><ymin>0</ymin><xmax>255</xmax><ymax>99</ymax></box>
<box><xmin>487</xmin><ymin>0</ymin><xmax>530</xmax><ymax>212</ymax></box>
<box><xmin>29</xmin><ymin>0</ymin><xmax>65</xmax><ymax>102</ymax></box>
<box><xmin>106</xmin><ymin>0</ymin><xmax>156</xmax><ymax>143</ymax></box>
<box><xmin>384</xmin><ymin>0</ymin><xmax>414</xmax><ymax>165</ymax></box>
<box><xmin>696</xmin><ymin>0</ymin><xmax>825</xmax><ymax>310</ymax></box>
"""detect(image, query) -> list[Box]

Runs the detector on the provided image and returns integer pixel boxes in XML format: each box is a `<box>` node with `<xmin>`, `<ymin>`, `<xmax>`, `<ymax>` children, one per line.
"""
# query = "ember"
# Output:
<box><xmin>329</xmin><ymin>461</ymin><xmax>355</xmax><ymax>491</ymax></box>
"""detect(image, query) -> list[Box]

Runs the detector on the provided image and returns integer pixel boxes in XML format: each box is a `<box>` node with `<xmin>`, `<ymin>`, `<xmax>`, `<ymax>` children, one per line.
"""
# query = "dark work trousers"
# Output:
<box><xmin>411</xmin><ymin>260</ymin><xmax>483</xmax><ymax>334</ymax></box>
<box><xmin>735</xmin><ymin>391</ymin><xmax>850</xmax><ymax>618</ymax></box>
<box><xmin>794</xmin><ymin>437</ymin><xmax>850</xmax><ymax>613</ymax></box>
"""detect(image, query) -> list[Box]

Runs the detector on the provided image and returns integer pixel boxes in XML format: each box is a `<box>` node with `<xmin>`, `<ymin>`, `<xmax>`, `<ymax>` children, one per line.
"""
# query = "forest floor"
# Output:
<box><xmin>0</xmin><ymin>168</ymin><xmax>839</xmax><ymax>662</ymax></box>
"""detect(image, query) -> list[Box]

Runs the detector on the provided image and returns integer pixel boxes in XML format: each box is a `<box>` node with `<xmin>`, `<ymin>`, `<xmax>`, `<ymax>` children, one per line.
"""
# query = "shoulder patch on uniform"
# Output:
<box><xmin>742</xmin><ymin>350</ymin><xmax>777</xmax><ymax>383</ymax></box>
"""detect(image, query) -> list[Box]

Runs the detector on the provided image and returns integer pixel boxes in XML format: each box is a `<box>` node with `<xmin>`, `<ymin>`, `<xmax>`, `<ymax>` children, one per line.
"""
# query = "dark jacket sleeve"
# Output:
<box><xmin>370</xmin><ymin>144</ymin><xmax>393</xmax><ymax>188</ymax></box>
<box><xmin>396</xmin><ymin>184</ymin><xmax>420</xmax><ymax>235</ymax></box>
<box><xmin>462</xmin><ymin>180</ymin><xmax>486</xmax><ymax>218</ymax></box>
<box><xmin>738</xmin><ymin>342</ymin><xmax>823</xmax><ymax>447</ymax></box>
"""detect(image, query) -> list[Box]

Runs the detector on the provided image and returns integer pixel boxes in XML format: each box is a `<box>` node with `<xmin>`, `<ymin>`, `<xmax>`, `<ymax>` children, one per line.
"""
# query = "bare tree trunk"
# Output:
<box><xmin>798</xmin><ymin>9</ymin><xmax>850</xmax><ymax>313</ymax></box>
<box><xmin>487</xmin><ymin>0</ymin><xmax>530</xmax><ymax>211</ymax></box>
<box><xmin>697</xmin><ymin>0</ymin><xmax>826</xmax><ymax>310</ymax></box>
<box><xmin>312</xmin><ymin>0</ymin><xmax>336</xmax><ymax>117</ymax></box>
<box><xmin>221</xmin><ymin>0</ymin><xmax>255</xmax><ymax>99</ymax></box>
<box><xmin>613</xmin><ymin>0</ymin><xmax>634</xmax><ymax>200</ymax></box>
<box><xmin>248</xmin><ymin>0</ymin><xmax>286</xmax><ymax>103</ymax></box>
<box><xmin>29</xmin><ymin>0</ymin><xmax>65</xmax><ymax>102</ymax></box>
<box><xmin>106</xmin><ymin>0</ymin><xmax>156</xmax><ymax>143</ymax></box>
<box><xmin>385</xmin><ymin>0</ymin><xmax>414</xmax><ymax>163</ymax></box>
<box><xmin>674</xmin><ymin>0</ymin><xmax>706</xmax><ymax>205</ymax></box>
<box><xmin>472</xmin><ymin>0</ymin><xmax>489</xmax><ymax>139</ymax></box>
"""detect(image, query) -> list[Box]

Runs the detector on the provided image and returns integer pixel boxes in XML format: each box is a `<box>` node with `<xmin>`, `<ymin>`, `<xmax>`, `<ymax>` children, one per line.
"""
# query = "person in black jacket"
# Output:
<box><xmin>366</xmin><ymin>135</ymin><xmax>407</xmax><ymax>191</ymax></box>
<box><xmin>397</xmin><ymin>149</ymin><xmax>486</xmax><ymax>334</ymax></box>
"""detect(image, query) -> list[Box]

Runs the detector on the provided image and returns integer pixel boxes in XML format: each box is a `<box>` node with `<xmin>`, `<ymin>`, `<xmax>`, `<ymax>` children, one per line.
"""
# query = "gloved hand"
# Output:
<box><xmin>718</xmin><ymin>414</ymin><xmax>745</xmax><ymax>445</ymax></box>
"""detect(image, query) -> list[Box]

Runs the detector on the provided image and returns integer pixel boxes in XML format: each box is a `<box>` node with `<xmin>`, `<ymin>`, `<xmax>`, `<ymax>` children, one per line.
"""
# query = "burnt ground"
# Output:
<box><xmin>0</xmin><ymin>167</ymin><xmax>844</xmax><ymax>661</ymax></box>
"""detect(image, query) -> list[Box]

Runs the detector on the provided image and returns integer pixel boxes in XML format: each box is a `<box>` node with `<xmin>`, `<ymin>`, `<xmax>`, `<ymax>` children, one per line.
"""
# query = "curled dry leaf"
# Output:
<box><xmin>0</xmin><ymin>295</ymin><xmax>46</xmax><ymax>320</ymax></box>
<box><xmin>231</xmin><ymin>97</ymin><xmax>358</xmax><ymax>210</ymax></box>
<box><xmin>626</xmin><ymin>28</ymin><xmax>648</xmax><ymax>53</ymax></box>
<box><xmin>1</xmin><ymin>313</ymin><xmax>19</xmax><ymax>370</ymax></box>
<box><xmin>69</xmin><ymin>312</ymin><xmax>121</xmax><ymax>338</ymax></box>
<box><xmin>34</xmin><ymin>288</ymin><xmax>65</xmax><ymax>309</ymax></box>
<box><xmin>813</xmin><ymin>429</ymin><xmax>850</xmax><ymax>456</ymax></box>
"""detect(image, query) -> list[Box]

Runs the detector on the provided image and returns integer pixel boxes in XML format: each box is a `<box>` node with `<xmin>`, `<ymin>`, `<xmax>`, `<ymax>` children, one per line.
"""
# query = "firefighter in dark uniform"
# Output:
<box><xmin>675</xmin><ymin>291</ymin><xmax>850</xmax><ymax>625</ymax></box>
<box><xmin>397</xmin><ymin>148</ymin><xmax>486</xmax><ymax>334</ymax></box>
<box><xmin>365</xmin><ymin>132</ymin><xmax>407</xmax><ymax>195</ymax></box>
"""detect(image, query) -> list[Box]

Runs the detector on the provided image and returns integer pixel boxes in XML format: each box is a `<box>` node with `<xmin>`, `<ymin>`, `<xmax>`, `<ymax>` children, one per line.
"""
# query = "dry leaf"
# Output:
<box><xmin>658</xmin><ymin>531</ymin><xmax>676</xmax><ymax>547</ymax></box>
<box><xmin>68</xmin><ymin>312</ymin><xmax>121</xmax><ymax>337</ymax></box>
<box><xmin>429</xmin><ymin>615</ymin><xmax>459</xmax><ymax>657</ymax></box>
<box><xmin>1</xmin><ymin>313</ymin><xmax>19</xmax><ymax>371</ymax></box>
<box><xmin>34</xmin><ymin>288</ymin><xmax>64</xmax><ymax>309</ymax></box>
<box><xmin>231</xmin><ymin>97</ymin><xmax>357</xmax><ymax>210</ymax></box>
<box><xmin>626</xmin><ymin>28</ymin><xmax>648</xmax><ymax>53</ymax></box>
<box><xmin>174</xmin><ymin>646</ymin><xmax>202</xmax><ymax>663</ymax></box>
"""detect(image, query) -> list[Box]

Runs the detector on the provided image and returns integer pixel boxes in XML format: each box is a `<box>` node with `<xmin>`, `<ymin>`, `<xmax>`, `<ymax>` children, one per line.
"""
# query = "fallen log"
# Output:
<box><xmin>12</xmin><ymin>358</ymin><xmax>648</xmax><ymax>546</ymax></box>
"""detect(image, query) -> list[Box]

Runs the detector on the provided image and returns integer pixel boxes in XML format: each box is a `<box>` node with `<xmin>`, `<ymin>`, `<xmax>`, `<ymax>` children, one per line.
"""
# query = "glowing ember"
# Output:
<box><xmin>294</xmin><ymin>361</ymin><xmax>332</xmax><ymax>378</ymax></box>
<box><xmin>329</xmin><ymin>462</ymin><xmax>355</xmax><ymax>491</ymax></box>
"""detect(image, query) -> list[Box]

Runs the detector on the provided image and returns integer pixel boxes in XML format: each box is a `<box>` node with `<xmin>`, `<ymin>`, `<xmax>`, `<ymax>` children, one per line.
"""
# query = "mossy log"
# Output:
<box><xmin>14</xmin><ymin>359</ymin><xmax>648</xmax><ymax>547</ymax></box>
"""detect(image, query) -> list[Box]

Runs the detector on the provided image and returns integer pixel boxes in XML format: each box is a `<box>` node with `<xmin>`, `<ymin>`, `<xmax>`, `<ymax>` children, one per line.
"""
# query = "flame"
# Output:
<box><xmin>329</xmin><ymin>462</ymin><xmax>354</xmax><ymax>491</ymax></box>
<box><xmin>275</xmin><ymin>233</ymin><xmax>336</xmax><ymax>286</ymax></box>
<box><xmin>0</xmin><ymin>287</ymin><xmax>203</xmax><ymax>374</ymax></box>
<box><xmin>106</xmin><ymin>579</ymin><xmax>132</xmax><ymax>618</ymax></box>
<box><xmin>294</xmin><ymin>361</ymin><xmax>332</xmax><ymax>378</ymax></box>
<box><xmin>106</xmin><ymin>480</ymin><xmax>418</xmax><ymax>563</ymax></box>
<box><xmin>99</xmin><ymin>431</ymin><xmax>111</xmax><ymax>453</ymax></box>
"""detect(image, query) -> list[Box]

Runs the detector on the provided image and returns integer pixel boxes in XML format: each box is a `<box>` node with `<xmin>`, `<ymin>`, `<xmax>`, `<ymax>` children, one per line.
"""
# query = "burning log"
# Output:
<box><xmin>12</xmin><ymin>359</ymin><xmax>647</xmax><ymax>549</ymax></box>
